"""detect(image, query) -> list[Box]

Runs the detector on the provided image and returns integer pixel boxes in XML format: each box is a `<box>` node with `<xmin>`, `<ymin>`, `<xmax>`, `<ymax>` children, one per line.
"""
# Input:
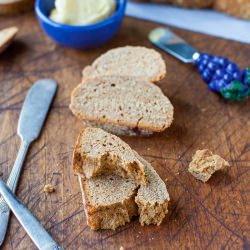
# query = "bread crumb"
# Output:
<box><xmin>44</xmin><ymin>184</ymin><xmax>56</xmax><ymax>193</ymax></box>
<box><xmin>188</xmin><ymin>149</ymin><xmax>229</xmax><ymax>183</ymax></box>
<box><xmin>165</xmin><ymin>178</ymin><xmax>168</xmax><ymax>182</ymax></box>
<box><xmin>120</xmin><ymin>247</ymin><xmax>124</xmax><ymax>250</ymax></box>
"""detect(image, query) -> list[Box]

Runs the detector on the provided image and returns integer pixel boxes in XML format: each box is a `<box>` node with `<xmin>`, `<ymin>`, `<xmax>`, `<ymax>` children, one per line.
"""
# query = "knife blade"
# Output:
<box><xmin>18</xmin><ymin>79</ymin><xmax>57</xmax><ymax>142</ymax></box>
<box><xmin>149</xmin><ymin>27</ymin><xmax>200</xmax><ymax>63</ymax></box>
<box><xmin>0</xmin><ymin>79</ymin><xmax>57</xmax><ymax>246</ymax></box>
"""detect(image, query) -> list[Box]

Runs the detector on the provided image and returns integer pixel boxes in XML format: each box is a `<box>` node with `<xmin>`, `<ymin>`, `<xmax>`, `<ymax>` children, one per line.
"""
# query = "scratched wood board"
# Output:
<box><xmin>0</xmin><ymin>12</ymin><xmax>249</xmax><ymax>250</ymax></box>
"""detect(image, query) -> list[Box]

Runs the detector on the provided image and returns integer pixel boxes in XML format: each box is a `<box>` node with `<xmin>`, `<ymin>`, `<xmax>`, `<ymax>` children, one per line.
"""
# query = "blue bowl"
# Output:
<box><xmin>35</xmin><ymin>0</ymin><xmax>126</xmax><ymax>49</ymax></box>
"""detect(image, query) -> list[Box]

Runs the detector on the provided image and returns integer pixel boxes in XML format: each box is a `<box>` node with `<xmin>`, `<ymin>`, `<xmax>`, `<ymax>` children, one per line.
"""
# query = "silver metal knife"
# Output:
<box><xmin>0</xmin><ymin>178</ymin><xmax>63</xmax><ymax>250</ymax></box>
<box><xmin>149</xmin><ymin>27</ymin><xmax>200</xmax><ymax>63</ymax></box>
<box><xmin>0</xmin><ymin>79</ymin><xmax>57</xmax><ymax>246</ymax></box>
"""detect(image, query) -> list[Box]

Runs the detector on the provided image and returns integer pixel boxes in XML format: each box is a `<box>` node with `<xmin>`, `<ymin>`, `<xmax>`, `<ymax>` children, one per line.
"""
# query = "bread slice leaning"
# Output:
<box><xmin>73</xmin><ymin>127</ymin><xmax>147</xmax><ymax>184</ymax></box>
<box><xmin>79</xmin><ymin>175</ymin><xmax>139</xmax><ymax>230</ymax></box>
<box><xmin>70</xmin><ymin>76</ymin><xmax>174</xmax><ymax>136</ymax></box>
<box><xmin>135</xmin><ymin>154</ymin><xmax>170</xmax><ymax>226</ymax></box>
<box><xmin>82</xmin><ymin>46</ymin><xmax>166</xmax><ymax>83</ymax></box>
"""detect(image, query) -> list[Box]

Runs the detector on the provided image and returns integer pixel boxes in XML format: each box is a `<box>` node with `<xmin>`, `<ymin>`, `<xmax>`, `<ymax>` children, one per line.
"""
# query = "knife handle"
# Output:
<box><xmin>6</xmin><ymin>140</ymin><xmax>30</xmax><ymax>192</ymax></box>
<box><xmin>0</xmin><ymin>140</ymin><xmax>30</xmax><ymax>246</ymax></box>
<box><xmin>194</xmin><ymin>53</ymin><xmax>250</xmax><ymax>101</ymax></box>
<box><xmin>0</xmin><ymin>208</ymin><xmax>10</xmax><ymax>246</ymax></box>
<box><xmin>0</xmin><ymin>178</ymin><xmax>63</xmax><ymax>250</ymax></box>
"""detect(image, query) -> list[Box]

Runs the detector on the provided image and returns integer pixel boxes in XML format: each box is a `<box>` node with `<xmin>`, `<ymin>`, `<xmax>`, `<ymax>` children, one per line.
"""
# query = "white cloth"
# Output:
<box><xmin>126</xmin><ymin>2</ymin><xmax>250</xmax><ymax>44</ymax></box>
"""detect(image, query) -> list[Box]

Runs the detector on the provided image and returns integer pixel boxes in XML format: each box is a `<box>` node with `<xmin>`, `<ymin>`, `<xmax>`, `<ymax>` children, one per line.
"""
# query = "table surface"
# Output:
<box><xmin>0</xmin><ymin>11</ymin><xmax>249</xmax><ymax>250</ymax></box>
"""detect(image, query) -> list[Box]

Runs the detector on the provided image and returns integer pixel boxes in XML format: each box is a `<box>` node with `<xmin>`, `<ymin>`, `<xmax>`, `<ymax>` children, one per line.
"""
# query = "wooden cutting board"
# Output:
<box><xmin>0</xmin><ymin>0</ymin><xmax>34</xmax><ymax>15</ymax></box>
<box><xmin>0</xmin><ymin>12</ymin><xmax>249</xmax><ymax>250</ymax></box>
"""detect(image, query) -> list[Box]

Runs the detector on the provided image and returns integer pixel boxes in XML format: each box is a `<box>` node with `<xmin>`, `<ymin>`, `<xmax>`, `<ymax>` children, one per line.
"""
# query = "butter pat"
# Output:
<box><xmin>50</xmin><ymin>0</ymin><xmax>116</xmax><ymax>26</ymax></box>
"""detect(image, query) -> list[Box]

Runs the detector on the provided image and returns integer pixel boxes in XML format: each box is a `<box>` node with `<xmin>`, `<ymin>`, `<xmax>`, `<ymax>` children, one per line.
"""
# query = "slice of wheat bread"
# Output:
<box><xmin>70</xmin><ymin>76</ymin><xmax>174</xmax><ymax>135</ymax></box>
<box><xmin>73</xmin><ymin>127</ymin><xmax>147</xmax><ymax>184</ymax></box>
<box><xmin>82</xmin><ymin>46</ymin><xmax>166</xmax><ymax>83</ymax></box>
<box><xmin>135</xmin><ymin>154</ymin><xmax>170</xmax><ymax>226</ymax></box>
<box><xmin>79</xmin><ymin>175</ymin><xmax>139</xmax><ymax>230</ymax></box>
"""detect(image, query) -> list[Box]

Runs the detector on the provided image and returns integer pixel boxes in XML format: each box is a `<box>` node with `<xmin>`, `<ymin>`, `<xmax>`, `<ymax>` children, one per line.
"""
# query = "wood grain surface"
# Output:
<box><xmin>0</xmin><ymin>12</ymin><xmax>250</xmax><ymax>250</ymax></box>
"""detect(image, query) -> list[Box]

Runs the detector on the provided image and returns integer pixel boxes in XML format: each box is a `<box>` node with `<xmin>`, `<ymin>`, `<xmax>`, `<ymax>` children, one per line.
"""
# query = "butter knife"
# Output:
<box><xmin>0</xmin><ymin>79</ymin><xmax>57</xmax><ymax>246</ymax></box>
<box><xmin>149</xmin><ymin>27</ymin><xmax>250</xmax><ymax>101</ymax></box>
<box><xmin>0</xmin><ymin>178</ymin><xmax>63</xmax><ymax>250</ymax></box>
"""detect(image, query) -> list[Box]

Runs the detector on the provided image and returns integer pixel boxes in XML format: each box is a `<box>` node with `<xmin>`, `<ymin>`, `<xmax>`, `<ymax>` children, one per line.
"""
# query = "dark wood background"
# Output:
<box><xmin>0</xmin><ymin>10</ymin><xmax>249</xmax><ymax>250</ymax></box>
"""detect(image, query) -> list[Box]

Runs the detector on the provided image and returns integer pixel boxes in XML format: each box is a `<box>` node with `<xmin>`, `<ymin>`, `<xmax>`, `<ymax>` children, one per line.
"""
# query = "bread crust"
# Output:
<box><xmin>135</xmin><ymin>155</ymin><xmax>170</xmax><ymax>226</ymax></box>
<box><xmin>71</xmin><ymin>108</ymin><xmax>172</xmax><ymax>133</ymax></box>
<box><xmin>82</xmin><ymin>120</ymin><xmax>154</xmax><ymax>136</ymax></box>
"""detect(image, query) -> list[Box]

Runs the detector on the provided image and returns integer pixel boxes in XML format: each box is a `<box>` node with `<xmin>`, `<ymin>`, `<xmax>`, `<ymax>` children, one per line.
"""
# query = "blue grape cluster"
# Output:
<box><xmin>195</xmin><ymin>53</ymin><xmax>250</xmax><ymax>101</ymax></box>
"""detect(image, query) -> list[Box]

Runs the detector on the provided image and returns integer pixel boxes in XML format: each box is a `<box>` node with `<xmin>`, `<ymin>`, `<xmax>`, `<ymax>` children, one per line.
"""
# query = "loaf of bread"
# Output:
<box><xmin>214</xmin><ymin>0</ymin><xmax>250</xmax><ymax>19</ymax></box>
<box><xmin>135</xmin><ymin>0</ymin><xmax>250</xmax><ymax>19</ymax></box>
<box><xmin>149</xmin><ymin>0</ymin><xmax>213</xmax><ymax>8</ymax></box>
<box><xmin>82</xmin><ymin>46</ymin><xmax>166</xmax><ymax>83</ymax></box>
<box><xmin>188</xmin><ymin>149</ymin><xmax>230</xmax><ymax>182</ymax></box>
<box><xmin>70</xmin><ymin>76</ymin><xmax>174</xmax><ymax>136</ymax></box>
<box><xmin>73</xmin><ymin>127</ymin><xmax>147</xmax><ymax>184</ymax></box>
